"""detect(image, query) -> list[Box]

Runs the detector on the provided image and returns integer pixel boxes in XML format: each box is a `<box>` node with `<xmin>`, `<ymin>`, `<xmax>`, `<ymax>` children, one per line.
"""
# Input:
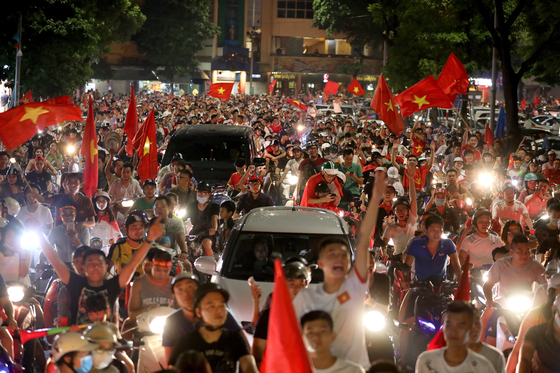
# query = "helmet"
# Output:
<box><xmin>434</xmin><ymin>188</ymin><xmax>448</xmax><ymax>196</ymax></box>
<box><xmin>24</xmin><ymin>183</ymin><xmax>42</xmax><ymax>195</ymax></box>
<box><xmin>84</xmin><ymin>323</ymin><xmax>120</xmax><ymax>346</ymax></box>
<box><xmin>0</xmin><ymin>218</ymin><xmax>8</xmax><ymax>228</ymax></box>
<box><xmin>143</xmin><ymin>179</ymin><xmax>157</xmax><ymax>187</ymax></box>
<box><xmin>193</xmin><ymin>283</ymin><xmax>229</xmax><ymax>309</ymax></box>
<box><xmin>393</xmin><ymin>197</ymin><xmax>410</xmax><ymax>210</ymax></box>
<box><xmin>171</xmin><ymin>272</ymin><xmax>198</xmax><ymax>292</ymax></box>
<box><xmin>502</xmin><ymin>181</ymin><xmax>516</xmax><ymax>192</ymax></box>
<box><xmin>197</xmin><ymin>181</ymin><xmax>212</xmax><ymax>192</ymax></box>
<box><xmin>284</xmin><ymin>260</ymin><xmax>311</xmax><ymax>283</ymax></box>
<box><xmin>171</xmin><ymin>153</ymin><xmax>183</xmax><ymax>162</ymax></box>
<box><xmin>524</xmin><ymin>173</ymin><xmax>538</xmax><ymax>181</ymax></box>
<box><xmin>2</xmin><ymin>197</ymin><xmax>20</xmax><ymax>217</ymax></box>
<box><xmin>93</xmin><ymin>191</ymin><xmax>110</xmax><ymax>203</ymax></box>
<box><xmin>473</xmin><ymin>208</ymin><xmax>492</xmax><ymax>226</ymax></box>
<box><xmin>315</xmin><ymin>181</ymin><xmax>330</xmax><ymax>194</ymax></box>
<box><xmin>321</xmin><ymin>161</ymin><xmax>339</xmax><ymax>175</ymax></box>
<box><xmin>124</xmin><ymin>210</ymin><xmax>149</xmax><ymax>228</ymax></box>
<box><xmin>546</xmin><ymin>260</ymin><xmax>560</xmax><ymax>276</ymax></box>
<box><xmin>451</xmin><ymin>199</ymin><xmax>466</xmax><ymax>213</ymax></box>
<box><xmin>248</xmin><ymin>173</ymin><xmax>263</xmax><ymax>183</ymax></box>
<box><xmin>335</xmin><ymin>171</ymin><xmax>346</xmax><ymax>184</ymax></box>
<box><xmin>7</xmin><ymin>167</ymin><xmax>20</xmax><ymax>176</ymax></box>
<box><xmin>388</xmin><ymin>167</ymin><xmax>399</xmax><ymax>179</ymax></box>
<box><xmin>51</xmin><ymin>332</ymin><xmax>98</xmax><ymax>363</ymax></box>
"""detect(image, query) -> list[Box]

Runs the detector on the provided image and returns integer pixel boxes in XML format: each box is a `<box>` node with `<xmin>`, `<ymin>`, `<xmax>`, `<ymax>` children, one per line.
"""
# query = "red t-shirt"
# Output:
<box><xmin>227</xmin><ymin>173</ymin><xmax>247</xmax><ymax>188</ymax></box>
<box><xmin>545</xmin><ymin>168</ymin><xmax>560</xmax><ymax>185</ymax></box>
<box><xmin>412</xmin><ymin>138</ymin><xmax>426</xmax><ymax>157</ymax></box>
<box><xmin>461</xmin><ymin>145</ymin><xmax>481</xmax><ymax>163</ymax></box>
<box><xmin>301</xmin><ymin>173</ymin><xmax>343</xmax><ymax>207</ymax></box>
<box><xmin>402</xmin><ymin>165</ymin><xmax>428</xmax><ymax>191</ymax></box>
<box><xmin>270</xmin><ymin>123</ymin><xmax>282</xmax><ymax>133</ymax></box>
<box><xmin>298</xmin><ymin>157</ymin><xmax>328</xmax><ymax>171</ymax></box>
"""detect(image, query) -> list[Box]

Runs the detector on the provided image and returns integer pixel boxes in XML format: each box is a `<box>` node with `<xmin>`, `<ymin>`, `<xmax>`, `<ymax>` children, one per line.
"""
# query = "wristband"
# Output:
<box><xmin>529</xmin><ymin>229</ymin><xmax>535</xmax><ymax>235</ymax></box>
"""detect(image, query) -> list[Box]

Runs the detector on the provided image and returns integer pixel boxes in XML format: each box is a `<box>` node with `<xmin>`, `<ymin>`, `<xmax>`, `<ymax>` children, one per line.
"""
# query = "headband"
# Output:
<box><xmin>152</xmin><ymin>259</ymin><xmax>172</xmax><ymax>268</ymax></box>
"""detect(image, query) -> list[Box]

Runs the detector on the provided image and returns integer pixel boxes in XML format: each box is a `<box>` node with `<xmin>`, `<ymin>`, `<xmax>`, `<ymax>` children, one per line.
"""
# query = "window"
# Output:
<box><xmin>277</xmin><ymin>0</ymin><xmax>314</xmax><ymax>19</ymax></box>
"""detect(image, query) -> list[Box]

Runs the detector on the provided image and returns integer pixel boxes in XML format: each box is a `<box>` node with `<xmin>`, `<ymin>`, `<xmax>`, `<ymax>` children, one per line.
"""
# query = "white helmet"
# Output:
<box><xmin>388</xmin><ymin>167</ymin><xmax>399</xmax><ymax>179</ymax></box>
<box><xmin>2</xmin><ymin>197</ymin><xmax>20</xmax><ymax>217</ymax></box>
<box><xmin>0</xmin><ymin>217</ymin><xmax>8</xmax><ymax>228</ymax></box>
<box><xmin>51</xmin><ymin>332</ymin><xmax>98</xmax><ymax>363</ymax></box>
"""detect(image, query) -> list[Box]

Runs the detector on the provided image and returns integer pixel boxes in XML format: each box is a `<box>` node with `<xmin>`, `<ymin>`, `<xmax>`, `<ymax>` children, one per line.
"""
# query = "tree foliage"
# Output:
<box><xmin>133</xmin><ymin>0</ymin><xmax>219</xmax><ymax>79</ymax></box>
<box><xmin>0</xmin><ymin>0</ymin><xmax>145</xmax><ymax>98</ymax></box>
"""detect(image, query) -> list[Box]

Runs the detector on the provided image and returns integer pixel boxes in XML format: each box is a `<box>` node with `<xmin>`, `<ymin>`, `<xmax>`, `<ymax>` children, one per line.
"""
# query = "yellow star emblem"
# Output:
<box><xmin>353</xmin><ymin>87</ymin><xmax>359</xmax><ymax>93</ymax></box>
<box><xmin>415</xmin><ymin>145</ymin><xmax>423</xmax><ymax>153</ymax></box>
<box><xmin>143</xmin><ymin>137</ymin><xmax>152</xmax><ymax>156</ymax></box>
<box><xmin>384</xmin><ymin>100</ymin><xmax>394</xmax><ymax>112</ymax></box>
<box><xmin>217</xmin><ymin>87</ymin><xmax>225</xmax><ymax>95</ymax></box>
<box><xmin>20</xmin><ymin>106</ymin><xmax>49</xmax><ymax>124</ymax></box>
<box><xmin>89</xmin><ymin>139</ymin><xmax>98</xmax><ymax>163</ymax></box>
<box><xmin>293</xmin><ymin>100</ymin><xmax>300</xmax><ymax>105</ymax></box>
<box><xmin>412</xmin><ymin>95</ymin><xmax>430</xmax><ymax>109</ymax></box>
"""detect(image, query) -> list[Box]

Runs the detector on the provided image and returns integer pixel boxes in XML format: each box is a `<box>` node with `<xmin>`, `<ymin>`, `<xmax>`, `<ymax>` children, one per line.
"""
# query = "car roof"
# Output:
<box><xmin>171</xmin><ymin>124</ymin><xmax>253</xmax><ymax>138</ymax></box>
<box><xmin>239</xmin><ymin>207</ymin><xmax>349</xmax><ymax>235</ymax></box>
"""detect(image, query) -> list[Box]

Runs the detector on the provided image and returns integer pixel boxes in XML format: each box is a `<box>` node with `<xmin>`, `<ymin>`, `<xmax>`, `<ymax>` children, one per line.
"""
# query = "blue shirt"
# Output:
<box><xmin>407</xmin><ymin>237</ymin><xmax>457</xmax><ymax>281</ymax></box>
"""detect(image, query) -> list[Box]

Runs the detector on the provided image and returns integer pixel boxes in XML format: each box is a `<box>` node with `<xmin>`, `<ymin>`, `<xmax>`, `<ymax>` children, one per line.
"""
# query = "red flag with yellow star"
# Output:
<box><xmin>208</xmin><ymin>83</ymin><xmax>234</xmax><ymax>100</ymax></box>
<box><xmin>0</xmin><ymin>96</ymin><xmax>82</xmax><ymax>151</ymax></box>
<box><xmin>269</xmin><ymin>79</ymin><xmax>277</xmax><ymax>95</ymax></box>
<box><xmin>394</xmin><ymin>75</ymin><xmax>453</xmax><ymax>118</ymax></box>
<box><xmin>324</xmin><ymin>80</ymin><xmax>340</xmax><ymax>95</ymax></box>
<box><xmin>124</xmin><ymin>84</ymin><xmax>138</xmax><ymax>156</ymax></box>
<box><xmin>285</xmin><ymin>98</ymin><xmax>308</xmax><ymax>111</ymax></box>
<box><xmin>80</xmin><ymin>96</ymin><xmax>98</xmax><ymax>198</ymax></box>
<box><xmin>20</xmin><ymin>90</ymin><xmax>33</xmax><ymax>104</ymax></box>
<box><xmin>346</xmin><ymin>78</ymin><xmax>365</xmax><ymax>96</ymax></box>
<box><xmin>436</xmin><ymin>53</ymin><xmax>469</xmax><ymax>99</ymax></box>
<box><xmin>371</xmin><ymin>74</ymin><xmax>404</xmax><ymax>135</ymax></box>
<box><xmin>132</xmin><ymin>108</ymin><xmax>158</xmax><ymax>182</ymax></box>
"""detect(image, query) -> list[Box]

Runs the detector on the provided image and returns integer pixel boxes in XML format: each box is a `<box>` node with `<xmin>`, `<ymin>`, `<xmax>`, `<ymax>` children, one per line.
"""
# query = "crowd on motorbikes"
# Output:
<box><xmin>0</xmin><ymin>88</ymin><xmax>559</xmax><ymax>373</ymax></box>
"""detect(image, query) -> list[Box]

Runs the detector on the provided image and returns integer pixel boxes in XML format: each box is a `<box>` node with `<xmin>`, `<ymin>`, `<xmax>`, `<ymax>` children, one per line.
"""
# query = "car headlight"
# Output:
<box><xmin>507</xmin><ymin>296</ymin><xmax>531</xmax><ymax>312</ymax></box>
<box><xmin>149</xmin><ymin>316</ymin><xmax>167</xmax><ymax>334</ymax></box>
<box><xmin>20</xmin><ymin>231</ymin><xmax>40</xmax><ymax>250</ymax></box>
<box><xmin>364</xmin><ymin>311</ymin><xmax>386</xmax><ymax>332</ymax></box>
<box><xmin>122</xmin><ymin>199</ymin><xmax>134</xmax><ymax>207</ymax></box>
<box><xmin>8</xmin><ymin>286</ymin><xmax>25</xmax><ymax>303</ymax></box>
<box><xmin>288</xmin><ymin>175</ymin><xmax>298</xmax><ymax>185</ymax></box>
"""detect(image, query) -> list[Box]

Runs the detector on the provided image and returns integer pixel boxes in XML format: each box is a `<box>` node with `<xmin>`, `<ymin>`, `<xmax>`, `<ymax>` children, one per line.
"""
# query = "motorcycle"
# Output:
<box><xmin>364</xmin><ymin>305</ymin><xmax>395</xmax><ymax>364</ymax></box>
<box><xmin>470</xmin><ymin>264</ymin><xmax>492</xmax><ymax>309</ymax></box>
<box><xmin>493</xmin><ymin>291</ymin><xmax>533</xmax><ymax>357</ymax></box>
<box><xmin>136</xmin><ymin>306</ymin><xmax>175</xmax><ymax>373</ymax></box>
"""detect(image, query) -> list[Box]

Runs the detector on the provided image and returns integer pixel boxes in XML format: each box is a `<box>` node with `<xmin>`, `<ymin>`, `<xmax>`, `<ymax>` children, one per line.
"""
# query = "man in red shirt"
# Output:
<box><xmin>391</xmin><ymin>139</ymin><xmax>435</xmax><ymax>191</ymax></box>
<box><xmin>411</xmin><ymin>120</ymin><xmax>427</xmax><ymax>157</ymax></box>
<box><xmin>227</xmin><ymin>158</ymin><xmax>248</xmax><ymax>192</ymax></box>
<box><xmin>300</xmin><ymin>161</ymin><xmax>342</xmax><ymax>207</ymax></box>
<box><xmin>544</xmin><ymin>158</ymin><xmax>560</xmax><ymax>185</ymax></box>
<box><xmin>461</xmin><ymin>129</ymin><xmax>481</xmax><ymax>162</ymax></box>
<box><xmin>305</xmin><ymin>181</ymin><xmax>339</xmax><ymax>212</ymax></box>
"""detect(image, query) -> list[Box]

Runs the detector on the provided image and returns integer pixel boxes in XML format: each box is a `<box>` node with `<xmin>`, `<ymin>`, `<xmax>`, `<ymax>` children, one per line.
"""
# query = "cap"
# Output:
<box><xmin>375</xmin><ymin>167</ymin><xmax>387</xmax><ymax>173</ymax></box>
<box><xmin>172</xmin><ymin>272</ymin><xmax>198</xmax><ymax>291</ymax></box>
<box><xmin>143</xmin><ymin>179</ymin><xmax>157</xmax><ymax>187</ymax></box>
<box><xmin>388</xmin><ymin>167</ymin><xmax>399</xmax><ymax>179</ymax></box>
<box><xmin>454</xmin><ymin>157</ymin><xmax>464</xmax><ymax>163</ymax></box>
<box><xmin>548</xmin><ymin>151</ymin><xmax>556</xmax><ymax>155</ymax></box>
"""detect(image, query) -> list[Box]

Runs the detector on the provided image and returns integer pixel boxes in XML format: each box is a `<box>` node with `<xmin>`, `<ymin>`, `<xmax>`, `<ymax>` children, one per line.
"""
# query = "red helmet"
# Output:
<box><xmin>434</xmin><ymin>187</ymin><xmax>448</xmax><ymax>196</ymax></box>
<box><xmin>452</xmin><ymin>199</ymin><xmax>466</xmax><ymax>213</ymax></box>
<box><xmin>248</xmin><ymin>173</ymin><xmax>262</xmax><ymax>183</ymax></box>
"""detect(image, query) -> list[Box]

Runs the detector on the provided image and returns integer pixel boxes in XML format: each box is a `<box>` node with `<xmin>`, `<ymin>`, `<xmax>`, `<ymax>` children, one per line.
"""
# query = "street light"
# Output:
<box><xmin>248</xmin><ymin>27</ymin><xmax>261</xmax><ymax>96</ymax></box>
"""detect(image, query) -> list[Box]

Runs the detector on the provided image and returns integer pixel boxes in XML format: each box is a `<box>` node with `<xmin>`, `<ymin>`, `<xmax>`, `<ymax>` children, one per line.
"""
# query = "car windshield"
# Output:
<box><xmin>178</xmin><ymin>138</ymin><xmax>247</xmax><ymax>162</ymax></box>
<box><xmin>223</xmin><ymin>232</ymin><xmax>352</xmax><ymax>283</ymax></box>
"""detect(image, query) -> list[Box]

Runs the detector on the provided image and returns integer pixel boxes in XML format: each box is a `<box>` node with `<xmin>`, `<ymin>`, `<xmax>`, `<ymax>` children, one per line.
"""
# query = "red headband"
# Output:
<box><xmin>152</xmin><ymin>260</ymin><xmax>172</xmax><ymax>268</ymax></box>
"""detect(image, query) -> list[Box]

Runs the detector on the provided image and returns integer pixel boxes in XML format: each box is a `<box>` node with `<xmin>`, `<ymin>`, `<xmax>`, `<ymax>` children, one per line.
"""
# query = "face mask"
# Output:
<box><xmin>92</xmin><ymin>350</ymin><xmax>114</xmax><ymax>370</ymax></box>
<box><xmin>75</xmin><ymin>355</ymin><xmax>93</xmax><ymax>373</ymax></box>
<box><xmin>435</xmin><ymin>198</ymin><xmax>446</xmax><ymax>207</ymax></box>
<box><xmin>197</xmin><ymin>196</ymin><xmax>208</xmax><ymax>204</ymax></box>
<box><xmin>96</xmin><ymin>201</ymin><xmax>108</xmax><ymax>211</ymax></box>
<box><xmin>551</xmin><ymin>217</ymin><xmax>559</xmax><ymax>226</ymax></box>
<box><xmin>484</xmin><ymin>157</ymin><xmax>492</xmax><ymax>163</ymax></box>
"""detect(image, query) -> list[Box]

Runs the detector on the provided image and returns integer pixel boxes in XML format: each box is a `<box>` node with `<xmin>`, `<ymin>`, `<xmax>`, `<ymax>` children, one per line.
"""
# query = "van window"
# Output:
<box><xmin>177</xmin><ymin>138</ymin><xmax>247</xmax><ymax>162</ymax></box>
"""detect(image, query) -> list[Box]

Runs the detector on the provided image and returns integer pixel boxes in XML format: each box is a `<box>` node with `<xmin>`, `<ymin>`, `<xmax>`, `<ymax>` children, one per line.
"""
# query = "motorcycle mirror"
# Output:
<box><xmin>194</xmin><ymin>256</ymin><xmax>219</xmax><ymax>276</ymax></box>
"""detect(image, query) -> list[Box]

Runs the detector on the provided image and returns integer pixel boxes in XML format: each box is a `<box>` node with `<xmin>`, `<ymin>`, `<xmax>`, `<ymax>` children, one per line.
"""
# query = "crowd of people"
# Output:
<box><xmin>0</xmin><ymin>88</ymin><xmax>559</xmax><ymax>373</ymax></box>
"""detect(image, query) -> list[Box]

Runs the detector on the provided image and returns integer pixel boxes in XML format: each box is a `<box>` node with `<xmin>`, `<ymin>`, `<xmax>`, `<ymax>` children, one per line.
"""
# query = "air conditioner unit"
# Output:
<box><xmin>276</xmin><ymin>48</ymin><xmax>286</xmax><ymax>55</ymax></box>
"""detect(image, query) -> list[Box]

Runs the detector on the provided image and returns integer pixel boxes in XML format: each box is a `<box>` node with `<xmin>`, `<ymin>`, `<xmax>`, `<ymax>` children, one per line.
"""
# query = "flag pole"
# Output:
<box><xmin>10</xmin><ymin>14</ymin><xmax>23</xmax><ymax>109</ymax></box>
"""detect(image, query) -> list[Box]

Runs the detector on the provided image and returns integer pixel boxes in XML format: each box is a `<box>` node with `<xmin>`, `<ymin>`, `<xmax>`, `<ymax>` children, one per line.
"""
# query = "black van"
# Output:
<box><xmin>161</xmin><ymin>124</ymin><xmax>259</xmax><ymax>184</ymax></box>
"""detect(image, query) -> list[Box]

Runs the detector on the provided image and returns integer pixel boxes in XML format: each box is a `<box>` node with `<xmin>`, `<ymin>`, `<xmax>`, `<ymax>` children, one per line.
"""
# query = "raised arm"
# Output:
<box><xmin>39</xmin><ymin>233</ymin><xmax>70</xmax><ymax>285</ymax></box>
<box><xmin>426</xmin><ymin>141</ymin><xmax>436</xmax><ymax>170</ymax></box>
<box><xmin>407</xmin><ymin>167</ymin><xmax>417</xmax><ymax>218</ymax></box>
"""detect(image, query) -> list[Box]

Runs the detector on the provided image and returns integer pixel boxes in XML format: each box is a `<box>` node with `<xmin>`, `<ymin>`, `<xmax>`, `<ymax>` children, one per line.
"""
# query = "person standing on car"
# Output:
<box><xmin>233</xmin><ymin>174</ymin><xmax>274</xmax><ymax>219</ymax></box>
<box><xmin>300</xmin><ymin>161</ymin><xmax>342</xmax><ymax>208</ymax></box>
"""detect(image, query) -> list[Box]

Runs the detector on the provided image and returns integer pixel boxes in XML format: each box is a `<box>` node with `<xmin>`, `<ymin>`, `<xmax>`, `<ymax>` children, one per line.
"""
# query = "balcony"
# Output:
<box><xmin>271</xmin><ymin>55</ymin><xmax>381</xmax><ymax>75</ymax></box>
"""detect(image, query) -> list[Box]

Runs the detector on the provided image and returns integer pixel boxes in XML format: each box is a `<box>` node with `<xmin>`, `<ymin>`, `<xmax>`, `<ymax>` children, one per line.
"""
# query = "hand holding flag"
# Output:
<box><xmin>80</xmin><ymin>96</ymin><xmax>98</xmax><ymax>198</ymax></box>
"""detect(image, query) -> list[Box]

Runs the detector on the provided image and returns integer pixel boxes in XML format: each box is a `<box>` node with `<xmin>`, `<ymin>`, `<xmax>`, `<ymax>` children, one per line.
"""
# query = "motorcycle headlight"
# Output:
<box><xmin>149</xmin><ymin>316</ymin><xmax>167</xmax><ymax>334</ymax></box>
<box><xmin>338</xmin><ymin>210</ymin><xmax>344</xmax><ymax>217</ymax></box>
<box><xmin>418</xmin><ymin>317</ymin><xmax>437</xmax><ymax>333</ymax></box>
<box><xmin>479</xmin><ymin>173</ymin><xmax>492</xmax><ymax>185</ymax></box>
<box><xmin>364</xmin><ymin>311</ymin><xmax>386</xmax><ymax>332</ymax></box>
<box><xmin>507</xmin><ymin>296</ymin><xmax>531</xmax><ymax>312</ymax></box>
<box><xmin>441</xmin><ymin>232</ymin><xmax>448</xmax><ymax>239</ymax></box>
<box><xmin>466</xmin><ymin>198</ymin><xmax>473</xmax><ymax>206</ymax></box>
<box><xmin>288</xmin><ymin>175</ymin><xmax>298</xmax><ymax>185</ymax></box>
<box><xmin>482</xmin><ymin>270</ymin><xmax>489</xmax><ymax>283</ymax></box>
<box><xmin>122</xmin><ymin>200</ymin><xmax>134</xmax><ymax>208</ymax></box>
<box><xmin>177</xmin><ymin>209</ymin><xmax>187</xmax><ymax>218</ymax></box>
<box><xmin>8</xmin><ymin>286</ymin><xmax>25</xmax><ymax>303</ymax></box>
<box><xmin>20</xmin><ymin>231</ymin><xmax>40</xmax><ymax>250</ymax></box>
<box><xmin>67</xmin><ymin>145</ymin><xmax>75</xmax><ymax>154</ymax></box>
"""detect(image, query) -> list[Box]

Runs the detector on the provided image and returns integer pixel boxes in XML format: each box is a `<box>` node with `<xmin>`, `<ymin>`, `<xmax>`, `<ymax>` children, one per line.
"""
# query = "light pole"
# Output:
<box><xmin>248</xmin><ymin>27</ymin><xmax>261</xmax><ymax>96</ymax></box>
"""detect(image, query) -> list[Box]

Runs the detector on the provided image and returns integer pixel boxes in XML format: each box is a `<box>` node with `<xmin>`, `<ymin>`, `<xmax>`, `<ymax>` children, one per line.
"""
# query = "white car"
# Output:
<box><xmin>523</xmin><ymin>115</ymin><xmax>558</xmax><ymax>133</ymax></box>
<box><xmin>195</xmin><ymin>206</ymin><xmax>355</xmax><ymax>341</ymax></box>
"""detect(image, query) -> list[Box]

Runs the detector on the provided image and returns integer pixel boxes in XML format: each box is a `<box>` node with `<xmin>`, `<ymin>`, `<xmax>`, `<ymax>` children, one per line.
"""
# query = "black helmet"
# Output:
<box><xmin>124</xmin><ymin>210</ymin><xmax>149</xmax><ymax>228</ymax></box>
<box><xmin>473</xmin><ymin>208</ymin><xmax>492</xmax><ymax>226</ymax></box>
<box><xmin>193</xmin><ymin>283</ymin><xmax>229</xmax><ymax>309</ymax></box>
<box><xmin>171</xmin><ymin>272</ymin><xmax>198</xmax><ymax>292</ymax></box>
<box><xmin>171</xmin><ymin>153</ymin><xmax>183</xmax><ymax>162</ymax></box>
<box><xmin>197</xmin><ymin>181</ymin><xmax>212</xmax><ymax>192</ymax></box>
<box><xmin>315</xmin><ymin>181</ymin><xmax>330</xmax><ymax>194</ymax></box>
<box><xmin>24</xmin><ymin>183</ymin><xmax>42</xmax><ymax>195</ymax></box>
<box><xmin>284</xmin><ymin>259</ymin><xmax>311</xmax><ymax>283</ymax></box>
<box><xmin>392</xmin><ymin>197</ymin><xmax>410</xmax><ymax>210</ymax></box>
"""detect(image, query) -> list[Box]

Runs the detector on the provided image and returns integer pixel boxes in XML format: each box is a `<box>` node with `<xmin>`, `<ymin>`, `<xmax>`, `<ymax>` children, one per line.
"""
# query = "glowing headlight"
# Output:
<box><xmin>364</xmin><ymin>311</ymin><xmax>386</xmax><ymax>332</ymax></box>
<box><xmin>67</xmin><ymin>145</ymin><xmax>75</xmax><ymax>153</ymax></box>
<box><xmin>479</xmin><ymin>173</ymin><xmax>492</xmax><ymax>185</ymax></box>
<box><xmin>388</xmin><ymin>238</ymin><xmax>394</xmax><ymax>246</ymax></box>
<box><xmin>466</xmin><ymin>198</ymin><xmax>472</xmax><ymax>206</ymax></box>
<box><xmin>507</xmin><ymin>296</ymin><xmax>531</xmax><ymax>312</ymax></box>
<box><xmin>482</xmin><ymin>270</ymin><xmax>489</xmax><ymax>283</ymax></box>
<box><xmin>20</xmin><ymin>231</ymin><xmax>40</xmax><ymax>250</ymax></box>
<box><xmin>393</xmin><ymin>197</ymin><xmax>397</xmax><ymax>201</ymax></box>
<box><xmin>542</xmin><ymin>214</ymin><xmax>549</xmax><ymax>220</ymax></box>
<box><xmin>8</xmin><ymin>286</ymin><xmax>25</xmax><ymax>303</ymax></box>
<box><xmin>149</xmin><ymin>316</ymin><xmax>167</xmax><ymax>334</ymax></box>
<box><xmin>338</xmin><ymin>210</ymin><xmax>344</xmax><ymax>217</ymax></box>
<box><xmin>297</xmin><ymin>125</ymin><xmax>303</xmax><ymax>131</ymax></box>
<box><xmin>122</xmin><ymin>200</ymin><xmax>134</xmax><ymax>207</ymax></box>
<box><xmin>177</xmin><ymin>209</ymin><xmax>187</xmax><ymax>218</ymax></box>
<box><xmin>441</xmin><ymin>232</ymin><xmax>448</xmax><ymax>239</ymax></box>
<box><xmin>9</xmin><ymin>158</ymin><xmax>15</xmax><ymax>164</ymax></box>
<box><xmin>288</xmin><ymin>175</ymin><xmax>298</xmax><ymax>185</ymax></box>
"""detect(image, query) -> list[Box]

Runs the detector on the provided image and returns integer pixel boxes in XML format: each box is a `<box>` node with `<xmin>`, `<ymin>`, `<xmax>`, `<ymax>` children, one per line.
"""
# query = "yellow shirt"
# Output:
<box><xmin>110</xmin><ymin>241</ymin><xmax>144</xmax><ymax>276</ymax></box>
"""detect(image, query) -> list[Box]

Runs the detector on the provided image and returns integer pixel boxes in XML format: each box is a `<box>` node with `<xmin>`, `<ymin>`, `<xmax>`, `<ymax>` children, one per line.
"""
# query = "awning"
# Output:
<box><xmin>109</xmin><ymin>68</ymin><xmax>210</xmax><ymax>83</ymax></box>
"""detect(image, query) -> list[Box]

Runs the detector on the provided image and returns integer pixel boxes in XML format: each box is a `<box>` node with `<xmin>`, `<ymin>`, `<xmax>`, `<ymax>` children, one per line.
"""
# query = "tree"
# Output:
<box><xmin>133</xmin><ymin>0</ymin><xmax>219</xmax><ymax>80</ymax></box>
<box><xmin>0</xmin><ymin>0</ymin><xmax>145</xmax><ymax>98</ymax></box>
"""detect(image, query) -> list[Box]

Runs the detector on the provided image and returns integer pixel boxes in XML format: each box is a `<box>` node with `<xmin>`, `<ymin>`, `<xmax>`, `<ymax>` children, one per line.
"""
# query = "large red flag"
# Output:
<box><xmin>269</xmin><ymin>79</ymin><xmax>277</xmax><ymax>95</ymax></box>
<box><xmin>371</xmin><ymin>74</ymin><xmax>404</xmax><ymax>135</ymax></box>
<box><xmin>346</xmin><ymin>78</ymin><xmax>365</xmax><ymax>96</ymax></box>
<box><xmin>484</xmin><ymin>123</ymin><xmax>494</xmax><ymax>148</ymax></box>
<box><xmin>534</xmin><ymin>95</ymin><xmax>541</xmax><ymax>105</ymax></box>
<box><xmin>0</xmin><ymin>97</ymin><xmax>82</xmax><ymax>151</ymax></box>
<box><xmin>437</xmin><ymin>53</ymin><xmax>469</xmax><ymax>98</ymax></box>
<box><xmin>285</xmin><ymin>98</ymin><xmax>308</xmax><ymax>111</ymax></box>
<box><xmin>208</xmin><ymin>83</ymin><xmax>235</xmax><ymax>100</ymax></box>
<box><xmin>20</xmin><ymin>90</ymin><xmax>33</xmax><ymax>104</ymax></box>
<box><xmin>124</xmin><ymin>85</ymin><xmax>138</xmax><ymax>156</ymax></box>
<box><xmin>521</xmin><ymin>98</ymin><xmax>527</xmax><ymax>111</ymax></box>
<box><xmin>132</xmin><ymin>109</ymin><xmax>158</xmax><ymax>182</ymax></box>
<box><xmin>324</xmin><ymin>81</ymin><xmax>340</xmax><ymax>95</ymax></box>
<box><xmin>427</xmin><ymin>255</ymin><xmax>470</xmax><ymax>350</ymax></box>
<box><xmin>80</xmin><ymin>96</ymin><xmax>98</xmax><ymax>198</ymax></box>
<box><xmin>261</xmin><ymin>259</ymin><xmax>313</xmax><ymax>373</ymax></box>
<box><xmin>394</xmin><ymin>75</ymin><xmax>453</xmax><ymax>118</ymax></box>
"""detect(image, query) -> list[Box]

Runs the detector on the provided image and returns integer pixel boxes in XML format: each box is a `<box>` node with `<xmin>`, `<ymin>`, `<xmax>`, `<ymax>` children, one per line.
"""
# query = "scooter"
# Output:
<box><xmin>136</xmin><ymin>306</ymin><xmax>175</xmax><ymax>373</ymax></box>
<box><xmin>470</xmin><ymin>264</ymin><xmax>492</xmax><ymax>309</ymax></box>
<box><xmin>493</xmin><ymin>291</ymin><xmax>533</xmax><ymax>357</ymax></box>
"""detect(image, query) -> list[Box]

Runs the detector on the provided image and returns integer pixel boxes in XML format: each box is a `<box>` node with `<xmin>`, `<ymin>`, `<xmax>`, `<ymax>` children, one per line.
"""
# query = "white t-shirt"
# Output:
<box><xmin>416</xmin><ymin>348</ymin><xmax>496</xmax><ymax>373</ymax></box>
<box><xmin>285</xmin><ymin>158</ymin><xmax>303</xmax><ymax>176</ymax></box>
<box><xmin>492</xmin><ymin>200</ymin><xmax>528</xmax><ymax>227</ymax></box>
<box><xmin>508</xmin><ymin>168</ymin><xmax>522</xmax><ymax>178</ymax></box>
<box><xmin>293</xmin><ymin>267</ymin><xmax>370</xmax><ymax>368</ymax></box>
<box><xmin>382</xmin><ymin>213</ymin><xmax>418</xmax><ymax>255</ymax></box>
<box><xmin>316</xmin><ymin>358</ymin><xmax>365</xmax><ymax>373</ymax></box>
<box><xmin>478</xmin><ymin>343</ymin><xmax>506</xmax><ymax>373</ymax></box>
<box><xmin>486</xmin><ymin>257</ymin><xmax>545</xmax><ymax>296</ymax></box>
<box><xmin>18</xmin><ymin>204</ymin><xmax>53</xmax><ymax>229</ymax></box>
<box><xmin>460</xmin><ymin>232</ymin><xmax>504</xmax><ymax>268</ymax></box>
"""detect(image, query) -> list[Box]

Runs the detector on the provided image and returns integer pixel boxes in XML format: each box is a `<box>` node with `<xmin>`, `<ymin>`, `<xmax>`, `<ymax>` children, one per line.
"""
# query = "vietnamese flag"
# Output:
<box><xmin>346</xmin><ymin>78</ymin><xmax>365</xmax><ymax>96</ymax></box>
<box><xmin>371</xmin><ymin>74</ymin><xmax>404</xmax><ymax>135</ymax></box>
<box><xmin>208</xmin><ymin>83</ymin><xmax>234</xmax><ymax>100</ymax></box>
<box><xmin>534</xmin><ymin>95</ymin><xmax>541</xmax><ymax>105</ymax></box>
<box><xmin>428</xmin><ymin>256</ymin><xmax>470</xmax><ymax>350</ymax></box>
<box><xmin>437</xmin><ymin>53</ymin><xmax>469</xmax><ymax>99</ymax></box>
<box><xmin>285</xmin><ymin>98</ymin><xmax>308</xmax><ymax>111</ymax></box>
<box><xmin>394</xmin><ymin>75</ymin><xmax>453</xmax><ymax>118</ymax></box>
<box><xmin>269</xmin><ymin>79</ymin><xmax>277</xmax><ymax>95</ymax></box>
<box><xmin>20</xmin><ymin>90</ymin><xmax>33</xmax><ymax>104</ymax></box>
<box><xmin>484</xmin><ymin>123</ymin><xmax>494</xmax><ymax>149</ymax></box>
<box><xmin>80</xmin><ymin>96</ymin><xmax>98</xmax><ymax>198</ymax></box>
<box><xmin>132</xmin><ymin>109</ymin><xmax>158</xmax><ymax>182</ymax></box>
<box><xmin>324</xmin><ymin>81</ymin><xmax>340</xmax><ymax>95</ymax></box>
<box><xmin>124</xmin><ymin>84</ymin><xmax>138</xmax><ymax>156</ymax></box>
<box><xmin>0</xmin><ymin>96</ymin><xmax>82</xmax><ymax>151</ymax></box>
<box><xmin>521</xmin><ymin>98</ymin><xmax>526</xmax><ymax>111</ymax></box>
<box><xmin>260</xmin><ymin>259</ymin><xmax>313</xmax><ymax>373</ymax></box>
